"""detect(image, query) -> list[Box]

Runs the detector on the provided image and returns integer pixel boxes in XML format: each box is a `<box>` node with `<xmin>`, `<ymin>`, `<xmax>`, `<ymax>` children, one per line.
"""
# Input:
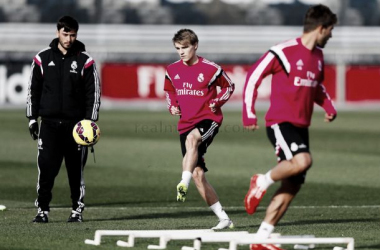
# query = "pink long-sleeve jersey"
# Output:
<box><xmin>164</xmin><ymin>57</ymin><xmax>234</xmax><ymax>134</ymax></box>
<box><xmin>243</xmin><ymin>37</ymin><xmax>336</xmax><ymax>128</ymax></box>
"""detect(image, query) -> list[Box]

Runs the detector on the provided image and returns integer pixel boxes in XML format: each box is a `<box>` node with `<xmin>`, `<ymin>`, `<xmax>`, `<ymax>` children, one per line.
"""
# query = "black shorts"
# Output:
<box><xmin>266</xmin><ymin>122</ymin><xmax>310</xmax><ymax>184</ymax></box>
<box><xmin>180</xmin><ymin>120</ymin><xmax>219</xmax><ymax>172</ymax></box>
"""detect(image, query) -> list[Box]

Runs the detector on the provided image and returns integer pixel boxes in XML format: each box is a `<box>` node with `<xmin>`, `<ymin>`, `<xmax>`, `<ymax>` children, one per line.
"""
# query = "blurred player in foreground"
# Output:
<box><xmin>164</xmin><ymin>29</ymin><xmax>235</xmax><ymax>229</ymax></box>
<box><xmin>242</xmin><ymin>4</ymin><xmax>337</xmax><ymax>250</ymax></box>
<box><xmin>26</xmin><ymin>16</ymin><xmax>101</xmax><ymax>223</ymax></box>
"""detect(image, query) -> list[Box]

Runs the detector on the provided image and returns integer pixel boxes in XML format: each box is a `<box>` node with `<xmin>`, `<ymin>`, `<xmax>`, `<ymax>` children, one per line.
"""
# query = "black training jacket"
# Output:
<box><xmin>26</xmin><ymin>38</ymin><xmax>101</xmax><ymax>122</ymax></box>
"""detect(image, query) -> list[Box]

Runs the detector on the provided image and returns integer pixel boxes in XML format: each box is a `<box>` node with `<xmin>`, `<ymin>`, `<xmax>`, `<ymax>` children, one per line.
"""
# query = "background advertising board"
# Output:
<box><xmin>0</xmin><ymin>62</ymin><xmax>379</xmax><ymax>106</ymax></box>
<box><xmin>101</xmin><ymin>63</ymin><xmax>338</xmax><ymax>102</ymax></box>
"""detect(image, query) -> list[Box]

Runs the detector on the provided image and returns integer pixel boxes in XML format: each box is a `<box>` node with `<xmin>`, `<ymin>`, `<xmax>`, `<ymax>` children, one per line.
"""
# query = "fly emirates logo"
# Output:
<box><xmin>294</xmin><ymin>71</ymin><xmax>318</xmax><ymax>87</ymax></box>
<box><xmin>176</xmin><ymin>82</ymin><xmax>205</xmax><ymax>96</ymax></box>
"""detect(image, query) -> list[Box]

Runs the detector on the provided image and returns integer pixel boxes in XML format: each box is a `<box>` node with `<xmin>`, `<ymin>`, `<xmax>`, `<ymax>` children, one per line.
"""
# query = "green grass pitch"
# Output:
<box><xmin>0</xmin><ymin>109</ymin><xmax>379</xmax><ymax>250</ymax></box>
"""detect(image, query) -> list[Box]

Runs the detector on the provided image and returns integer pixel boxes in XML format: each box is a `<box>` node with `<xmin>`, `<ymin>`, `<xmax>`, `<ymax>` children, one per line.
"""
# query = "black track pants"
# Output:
<box><xmin>35</xmin><ymin>119</ymin><xmax>88</xmax><ymax>212</ymax></box>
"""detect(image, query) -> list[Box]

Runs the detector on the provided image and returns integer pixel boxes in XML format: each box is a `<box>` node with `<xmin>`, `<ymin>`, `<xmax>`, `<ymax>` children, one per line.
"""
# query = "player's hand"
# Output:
<box><xmin>209</xmin><ymin>102</ymin><xmax>217</xmax><ymax>113</ymax></box>
<box><xmin>324</xmin><ymin>113</ymin><xmax>336</xmax><ymax>123</ymax></box>
<box><xmin>244</xmin><ymin>124</ymin><xmax>259</xmax><ymax>131</ymax></box>
<box><xmin>170</xmin><ymin>106</ymin><xmax>181</xmax><ymax>116</ymax></box>
<box><xmin>29</xmin><ymin>119</ymin><xmax>39</xmax><ymax>140</ymax></box>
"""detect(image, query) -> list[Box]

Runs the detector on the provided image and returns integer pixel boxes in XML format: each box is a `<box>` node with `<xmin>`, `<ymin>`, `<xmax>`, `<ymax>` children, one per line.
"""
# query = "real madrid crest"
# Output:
<box><xmin>197</xmin><ymin>73</ymin><xmax>204</xmax><ymax>82</ymax></box>
<box><xmin>70</xmin><ymin>61</ymin><xmax>78</xmax><ymax>73</ymax></box>
<box><xmin>38</xmin><ymin>138</ymin><xmax>43</xmax><ymax>150</ymax></box>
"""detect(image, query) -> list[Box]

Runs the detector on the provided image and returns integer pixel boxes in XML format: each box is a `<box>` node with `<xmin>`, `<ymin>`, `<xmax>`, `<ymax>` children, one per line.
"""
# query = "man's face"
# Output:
<box><xmin>174</xmin><ymin>41</ymin><xmax>198</xmax><ymax>65</ymax></box>
<box><xmin>57</xmin><ymin>28</ymin><xmax>77</xmax><ymax>50</ymax></box>
<box><xmin>317</xmin><ymin>25</ymin><xmax>334</xmax><ymax>48</ymax></box>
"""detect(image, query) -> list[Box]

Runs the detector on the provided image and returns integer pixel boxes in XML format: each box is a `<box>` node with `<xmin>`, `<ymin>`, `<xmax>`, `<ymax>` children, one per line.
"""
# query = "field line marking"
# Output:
<box><xmin>83</xmin><ymin>205</ymin><xmax>379</xmax><ymax>209</ymax></box>
<box><xmin>12</xmin><ymin>205</ymin><xmax>380</xmax><ymax>210</ymax></box>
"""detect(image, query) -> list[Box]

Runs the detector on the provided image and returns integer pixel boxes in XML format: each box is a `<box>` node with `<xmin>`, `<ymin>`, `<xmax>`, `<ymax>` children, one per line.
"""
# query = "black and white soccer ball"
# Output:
<box><xmin>73</xmin><ymin>120</ymin><xmax>100</xmax><ymax>146</ymax></box>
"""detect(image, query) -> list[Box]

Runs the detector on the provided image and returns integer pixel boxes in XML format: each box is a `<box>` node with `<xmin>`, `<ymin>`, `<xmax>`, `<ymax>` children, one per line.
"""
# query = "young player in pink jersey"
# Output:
<box><xmin>164</xmin><ymin>29</ymin><xmax>235</xmax><ymax>230</ymax></box>
<box><xmin>242</xmin><ymin>5</ymin><xmax>337</xmax><ymax>250</ymax></box>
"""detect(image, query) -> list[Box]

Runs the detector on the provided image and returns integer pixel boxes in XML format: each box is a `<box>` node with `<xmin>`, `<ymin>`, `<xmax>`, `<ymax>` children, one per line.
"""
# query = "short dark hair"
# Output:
<box><xmin>172</xmin><ymin>29</ymin><xmax>198</xmax><ymax>45</ymax></box>
<box><xmin>57</xmin><ymin>16</ymin><xmax>79</xmax><ymax>32</ymax></box>
<box><xmin>303</xmin><ymin>4</ymin><xmax>337</xmax><ymax>33</ymax></box>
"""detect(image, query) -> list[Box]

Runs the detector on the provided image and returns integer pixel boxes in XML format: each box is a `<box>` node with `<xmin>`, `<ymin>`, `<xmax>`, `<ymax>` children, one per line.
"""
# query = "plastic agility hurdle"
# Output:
<box><xmin>130</xmin><ymin>231</ymin><xmax>249</xmax><ymax>249</ymax></box>
<box><xmin>228</xmin><ymin>237</ymin><xmax>354</xmax><ymax>250</ymax></box>
<box><xmin>181</xmin><ymin>234</ymin><xmax>317</xmax><ymax>250</ymax></box>
<box><xmin>84</xmin><ymin>229</ymin><xmax>213</xmax><ymax>247</ymax></box>
<box><xmin>84</xmin><ymin>230</ymin><xmax>354</xmax><ymax>250</ymax></box>
<box><xmin>181</xmin><ymin>232</ymin><xmax>254</xmax><ymax>250</ymax></box>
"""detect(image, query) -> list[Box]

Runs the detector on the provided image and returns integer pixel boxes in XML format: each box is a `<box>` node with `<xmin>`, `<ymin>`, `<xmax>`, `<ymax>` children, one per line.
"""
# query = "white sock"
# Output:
<box><xmin>210</xmin><ymin>201</ymin><xmax>229</xmax><ymax>221</ymax></box>
<box><xmin>255</xmin><ymin>221</ymin><xmax>274</xmax><ymax>239</ymax></box>
<box><xmin>257</xmin><ymin>171</ymin><xmax>275</xmax><ymax>190</ymax></box>
<box><xmin>265</xmin><ymin>170</ymin><xmax>275</xmax><ymax>187</ymax></box>
<box><xmin>180</xmin><ymin>171</ymin><xmax>192</xmax><ymax>187</ymax></box>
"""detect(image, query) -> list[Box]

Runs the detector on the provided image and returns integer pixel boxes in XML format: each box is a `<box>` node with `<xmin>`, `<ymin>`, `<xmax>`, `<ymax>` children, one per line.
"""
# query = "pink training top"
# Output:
<box><xmin>164</xmin><ymin>56</ymin><xmax>234</xmax><ymax>134</ymax></box>
<box><xmin>243</xmin><ymin>37</ymin><xmax>336</xmax><ymax>128</ymax></box>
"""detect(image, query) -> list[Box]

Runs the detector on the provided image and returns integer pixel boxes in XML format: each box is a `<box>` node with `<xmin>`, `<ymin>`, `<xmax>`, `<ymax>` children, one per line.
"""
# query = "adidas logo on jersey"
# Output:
<box><xmin>48</xmin><ymin>61</ymin><xmax>55</xmax><ymax>66</ymax></box>
<box><xmin>174</xmin><ymin>74</ymin><xmax>180</xmax><ymax>79</ymax></box>
<box><xmin>296</xmin><ymin>59</ymin><xmax>303</xmax><ymax>70</ymax></box>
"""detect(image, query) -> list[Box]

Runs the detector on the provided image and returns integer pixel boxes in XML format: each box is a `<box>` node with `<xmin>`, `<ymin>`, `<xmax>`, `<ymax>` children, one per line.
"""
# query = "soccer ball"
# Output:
<box><xmin>73</xmin><ymin>120</ymin><xmax>100</xmax><ymax>146</ymax></box>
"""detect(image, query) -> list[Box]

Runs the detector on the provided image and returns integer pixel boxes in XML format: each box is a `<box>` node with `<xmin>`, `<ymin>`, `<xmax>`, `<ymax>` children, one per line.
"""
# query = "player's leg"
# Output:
<box><xmin>33</xmin><ymin>120</ymin><xmax>64</xmax><ymax>223</ymax></box>
<box><xmin>248</xmin><ymin>123</ymin><xmax>310</xmax><ymax>250</ymax></box>
<box><xmin>269</xmin><ymin>153</ymin><xmax>311</xmax><ymax>181</ymax></box>
<box><xmin>267</xmin><ymin>123</ymin><xmax>312</xmax><ymax>181</ymax></box>
<box><xmin>177</xmin><ymin>128</ymin><xmax>202</xmax><ymax>202</ymax></box>
<box><xmin>182</xmin><ymin>128</ymin><xmax>202</xmax><ymax>173</ymax></box>
<box><xmin>262</xmin><ymin>179</ymin><xmax>301</xmax><ymax>229</ymax></box>
<box><xmin>249</xmin><ymin>180</ymin><xmax>301</xmax><ymax>250</ymax></box>
<box><xmin>192</xmin><ymin>120</ymin><xmax>233</xmax><ymax>229</ymax></box>
<box><xmin>192</xmin><ymin>166</ymin><xmax>218</xmax><ymax>205</ymax></box>
<box><xmin>245</xmin><ymin>123</ymin><xmax>311</xmax><ymax>215</ymax></box>
<box><xmin>182</xmin><ymin>120</ymin><xmax>219</xmax><ymax>177</ymax></box>
<box><xmin>190</xmin><ymin>121</ymin><xmax>219</xmax><ymax>205</ymax></box>
<box><xmin>64</xmin><ymin>122</ymin><xmax>88</xmax><ymax>222</ymax></box>
<box><xmin>177</xmin><ymin>120</ymin><xmax>220</xmax><ymax>202</ymax></box>
<box><xmin>192</xmin><ymin>166</ymin><xmax>234</xmax><ymax>229</ymax></box>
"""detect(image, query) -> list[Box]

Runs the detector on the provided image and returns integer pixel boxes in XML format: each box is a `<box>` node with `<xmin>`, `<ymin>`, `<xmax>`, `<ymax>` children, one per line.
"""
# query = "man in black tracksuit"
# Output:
<box><xmin>26</xmin><ymin>16</ymin><xmax>101</xmax><ymax>223</ymax></box>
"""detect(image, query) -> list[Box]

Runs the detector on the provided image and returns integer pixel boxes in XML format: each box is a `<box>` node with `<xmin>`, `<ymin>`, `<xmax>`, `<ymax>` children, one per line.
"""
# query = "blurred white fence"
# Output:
<box><xmin>1</xmin><ymin>24</ymin><xmax>380</xmax><ymax>63</ymax></box>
